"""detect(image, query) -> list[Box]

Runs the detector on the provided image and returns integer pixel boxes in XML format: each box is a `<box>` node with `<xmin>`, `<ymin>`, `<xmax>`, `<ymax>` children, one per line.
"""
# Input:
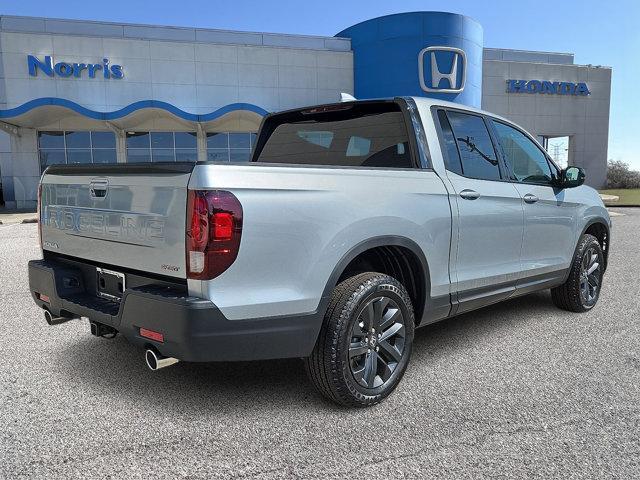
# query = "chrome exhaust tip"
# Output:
<box><xmin>145</xmin><ymin>349</ymin><xmax>179</xmax><ymax>371</ymax></box>
<box><xmin>44</xmin><ymin>310</ymin><xmax>72</xmax><ymax>326</ymax></box>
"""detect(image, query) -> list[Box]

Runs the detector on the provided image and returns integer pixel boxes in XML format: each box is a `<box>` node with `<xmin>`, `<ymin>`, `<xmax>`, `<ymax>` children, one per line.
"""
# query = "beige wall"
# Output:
<box><xmin>0</xmin><ymin>28</ymin><xmax>354</xmax><ymax>207</ymax></box>
<box><xmin>481</xmin><ymin>59</ymin><xmax>611</xmax><ymax>188</ymax></box>
<box><xmin>0</xmin><ymin>31</ymin><xmax>353</xmax><ymax>113</ymax></box>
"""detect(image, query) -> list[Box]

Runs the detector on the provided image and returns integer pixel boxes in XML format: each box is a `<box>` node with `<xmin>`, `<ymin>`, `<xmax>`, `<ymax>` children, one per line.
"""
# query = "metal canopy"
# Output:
<box><xmin>0</xmin><ymin>99</ymin><xmax>268</xmax><ymax>132</ymax></box>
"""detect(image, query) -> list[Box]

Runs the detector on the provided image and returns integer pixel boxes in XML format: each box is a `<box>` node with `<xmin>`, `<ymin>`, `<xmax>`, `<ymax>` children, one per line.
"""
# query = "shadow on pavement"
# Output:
<box><xmin>54</xmin><ymin>290</ymin><xmax>556</xmax><ymax>412</ymax></box>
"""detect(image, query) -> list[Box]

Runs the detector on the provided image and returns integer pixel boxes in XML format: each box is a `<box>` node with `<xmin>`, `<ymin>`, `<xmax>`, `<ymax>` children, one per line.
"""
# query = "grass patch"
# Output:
<box><xmin>599</xmin><ymin>189</ymin><xmax>640</xmax><ymax>206</ymax></box>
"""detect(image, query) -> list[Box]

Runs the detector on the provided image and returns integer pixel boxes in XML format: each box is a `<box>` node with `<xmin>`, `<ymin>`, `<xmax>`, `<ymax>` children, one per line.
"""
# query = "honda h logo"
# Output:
<box><xmin>418</xmin><ymin>46</ymin><xmax>466</xmax><ymax>94</ymax></box>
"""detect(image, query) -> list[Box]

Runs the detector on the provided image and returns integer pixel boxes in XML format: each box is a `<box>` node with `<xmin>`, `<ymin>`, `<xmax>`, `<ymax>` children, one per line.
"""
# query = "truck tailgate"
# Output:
<box><xmin>40</xmin><ymin>163</ymin><xmax>194</xmax><ymax>279</ymax></box>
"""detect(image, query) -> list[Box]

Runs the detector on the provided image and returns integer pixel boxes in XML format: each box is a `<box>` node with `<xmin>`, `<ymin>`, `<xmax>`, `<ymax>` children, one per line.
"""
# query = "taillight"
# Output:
<box><xmin>186</xmin><ymin>190</ymin><xmax>243</xmax><ymax>280</ymax></box>
<box><xmin>37</xmin><ymin>183</ymin><xmax>43</xmax><ymax>249</ymax></box>
<box><xmin>212</xmin><ymin>212</ymin><xmax>233</xmax><ymax>241</ymax></box>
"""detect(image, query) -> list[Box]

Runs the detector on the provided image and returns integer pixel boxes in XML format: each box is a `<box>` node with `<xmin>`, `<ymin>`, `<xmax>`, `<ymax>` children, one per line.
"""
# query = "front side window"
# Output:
<box><xmin>255</xmin><ymin>105</ymin><xmax>413</xmax><ymax>169</ymax></box>
<box><xmin>492</xmin><ymin>121</ymin><xmax>553</xmax><ymax>184</ymax></box>
<box><xmin>446</xmin><ymin>111</ymin><xmax>500</xmax><ymax>181</ymax></box>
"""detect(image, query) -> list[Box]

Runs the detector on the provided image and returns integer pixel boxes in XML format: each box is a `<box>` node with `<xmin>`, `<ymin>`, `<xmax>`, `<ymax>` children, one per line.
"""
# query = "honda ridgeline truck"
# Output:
<box><xmin>29</xmin><ymin>97</ymin><xmax>611</xmax><ymax>407</ymax></box>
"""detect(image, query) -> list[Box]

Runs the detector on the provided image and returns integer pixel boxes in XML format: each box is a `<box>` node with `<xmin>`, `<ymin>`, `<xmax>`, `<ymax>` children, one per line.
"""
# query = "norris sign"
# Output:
<box><xmin>27</xmin><ymin>55</ymin><xmax>124</xmax><ymax>79</ymax></box>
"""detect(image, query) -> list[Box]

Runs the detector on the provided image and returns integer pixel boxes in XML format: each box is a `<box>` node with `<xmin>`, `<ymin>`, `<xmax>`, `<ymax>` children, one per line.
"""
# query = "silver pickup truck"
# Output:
<box><xmin>29</xmin><ymin>97</ymin><xmax>611</xmax><ymax>407</ymax></box>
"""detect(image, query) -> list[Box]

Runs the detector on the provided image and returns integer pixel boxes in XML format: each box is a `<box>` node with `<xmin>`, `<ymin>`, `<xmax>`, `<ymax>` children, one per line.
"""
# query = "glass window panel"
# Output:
<box><xmin>437</xmin><ymin>110</ymin><xmax>463</xmax><ymax>175</ymax></box>
<box><xmin>230</xmin><ymin>149</ymin><xmax>251</xmax><ymax>162</ymax></box>
<box><xmin>151</xmin><ymin>132</ymin><xmax>174</xmax><ymax>148</ymax></box>
<box><xmin>64</xmin><ymin>131</ymin><xmax>90</xmax><ymax>148</ymax></box>
<box><xmin>298</xmin><ymin>131</ymin><xmax>333</xmax><ymax>148</ymax></box>
<box><xmin>152</xmin><ymin>148</ymin><xmax>175</xmax><ymax>162</ymax></box>
<box><xmin>492</xmin><ymin>121</ymin><xmax>553</xmax><ymax>184</ymax></box>
<box><xmin>346</xmin><ymin>136</ymin><xmax>371</xmax><ymax>156</ymax></box>
<box><xmin>127</xmin><ymin>149</ymin><xmax>152</xmax><ymax>163</ymax></box>
<box><xmin>207</xmin><ymin>149</ymin><xmax>230</xmax><ymax>162</ymax></box>
<box><xmin>250</xmin><ymin>133</ymin><xmax>257</xmax><ymax>147</ymax></box>
<box><xmin>256</xmin><ymin>111</ymin><xmax>412</xmax><ymax>168</ymax></box>
<box><xmin>229</xmin><ymin>132</ymin><xmax>250</xmax><ymax>148</ymax></box>
<box><xmin>38</xmin><ymin>132</ymin><xmax>65</xmax><ymax>149</ymax></box>
<box><xmin>39</xmin><ymin>149</ymin><xmax>66</xmax><ymax>170</ymax></box>
<box><xmin>446</xmin><ymin>111</ymin><xmax>500</xmax><ymax>181</ymax></box>
<box><xmin>207</xmin><ymin>133</ymin><xmax>228</xmax><ymax>149</ymax></box>
<box><xmin>66</xmin><ymin>149</ymin><xmax>92</xmax><ymax>164</ymax></box>
<box><xmin>91</xmin><ymin>131</ymin><xmax>116</xmax><ymax>149</ymax></box>
<box><xmin>175</xmin><ymin>132</ymin><xmax>197</xmax><ymax>148</ymax></box>
<box><xmin>175</xmin><ymin>149</ymin><xmax>198</xmax><ymax>162</ymax></box>
<box><xmin>92</xmin><ymin>149</ymin><xmax>117</xmax><ymax>164</ymax></box>
<box><xmin>126</xmin><ymin>132</ymin><xmax>150</xmax><ymax>149</ymax></box>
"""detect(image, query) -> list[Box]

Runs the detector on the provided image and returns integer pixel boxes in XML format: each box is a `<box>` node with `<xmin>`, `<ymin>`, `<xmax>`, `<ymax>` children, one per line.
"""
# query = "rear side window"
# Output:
<box><xmin>436</xmin><ymin>110</ymin><xmax>463</xmax><ymax>175</ymax></box>
<box><xmin>446</xmin><ymin>111</ymin><xmax>501</xmax><ymax>181</ymax></box>
<box><xmin>254</xmin><ymin>104</ymin><xmax>413</xmax><ymax>168</ymax></box>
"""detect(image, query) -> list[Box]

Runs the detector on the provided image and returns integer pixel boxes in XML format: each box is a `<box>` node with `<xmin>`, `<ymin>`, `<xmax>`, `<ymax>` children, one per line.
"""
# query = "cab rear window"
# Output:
<box><xmin>253</xmin><ymin>102</ymin><xmax>415</xmax><ymax>169</ymax></box>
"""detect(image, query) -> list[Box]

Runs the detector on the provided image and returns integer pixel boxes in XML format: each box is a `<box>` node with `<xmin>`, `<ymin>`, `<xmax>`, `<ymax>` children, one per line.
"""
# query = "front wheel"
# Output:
<box><xmin>304</xmin><ymin>272</ymin><xmax>415</xmax><ymax>407</ymax></box>
<box><xmin>551</xmin><ymin>234</ymin><xmax>604</xmax><ymax>312</ymax></box>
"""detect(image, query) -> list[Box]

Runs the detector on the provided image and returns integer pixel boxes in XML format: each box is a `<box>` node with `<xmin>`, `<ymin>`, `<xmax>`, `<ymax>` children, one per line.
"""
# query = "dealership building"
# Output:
<box><xmin>0</xmin><ymin>12</ymin><xmax>611</xmax><ymax>209</ymax></box>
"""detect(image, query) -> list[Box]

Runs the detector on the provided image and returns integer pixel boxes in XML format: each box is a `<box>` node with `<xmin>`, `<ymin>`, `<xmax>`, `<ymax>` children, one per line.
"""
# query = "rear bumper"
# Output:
<box><xmin>28</xmin><ymin>259</ymin><xmax>321</xmax><ymax>362</ymax></box>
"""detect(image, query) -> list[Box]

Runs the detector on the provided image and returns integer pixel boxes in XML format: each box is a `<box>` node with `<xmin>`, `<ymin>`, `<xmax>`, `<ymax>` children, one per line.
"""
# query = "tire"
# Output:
<box><xmin>551</xmin><ymin>234</ymin><xmax>604</xmax><ymax>312</ymax></box>
<box><xmin>304</xmin><ymin>272</ymin><xmax>415</xmax><ymax>407</ymax></box>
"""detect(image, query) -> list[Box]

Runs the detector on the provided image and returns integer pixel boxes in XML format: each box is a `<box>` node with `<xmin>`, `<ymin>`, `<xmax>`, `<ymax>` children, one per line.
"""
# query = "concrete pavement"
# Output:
<box><xmin>1</xmin><ymin>212</ymin><xmax>638</xmax><ymax>479</ymax></box>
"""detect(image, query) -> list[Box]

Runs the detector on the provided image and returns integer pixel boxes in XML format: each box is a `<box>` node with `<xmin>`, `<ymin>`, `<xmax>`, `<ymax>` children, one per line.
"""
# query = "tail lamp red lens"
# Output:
<box><xmin>212</xmin><ymin>212</ymin><xmax>234</xmax><ymax>241</ymax></box>
<box><xmin>186</xmin><ymin>190</ymin><xmax>243</xmax><ymax>280</ymax></box>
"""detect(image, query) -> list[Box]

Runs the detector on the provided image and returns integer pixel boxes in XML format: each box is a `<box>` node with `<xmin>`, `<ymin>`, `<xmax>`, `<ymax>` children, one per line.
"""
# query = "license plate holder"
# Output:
<box><xmin>96</xmin><ymin>267</ymin><xmax>126</xmax><ymax>302</ymax></box>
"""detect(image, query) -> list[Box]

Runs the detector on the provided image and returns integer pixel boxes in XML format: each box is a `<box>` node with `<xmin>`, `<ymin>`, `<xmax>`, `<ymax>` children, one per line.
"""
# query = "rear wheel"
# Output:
<box><xmin>304</xmin><ymin>272</ymin><xmax>415</xmax><ymax>407</ymax></box>
<box><xmin>551</xmin><ymin>234</ymin><xmax>604</xmax><ymax>312</ymax></box>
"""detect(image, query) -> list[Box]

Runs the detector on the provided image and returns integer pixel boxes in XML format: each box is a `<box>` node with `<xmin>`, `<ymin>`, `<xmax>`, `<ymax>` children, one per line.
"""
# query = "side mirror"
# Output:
<box><xmin>558</xmin><ymin>166</ymin><xmax>585</xmax><ymax>188</ymax></box>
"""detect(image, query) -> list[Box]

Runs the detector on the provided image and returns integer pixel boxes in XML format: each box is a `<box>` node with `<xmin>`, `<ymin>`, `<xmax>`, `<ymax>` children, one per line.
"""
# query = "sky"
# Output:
<box><xmin>2</xmin><ymin>0</ymin><xmax>639</xmax><ymax>169</ymax></box>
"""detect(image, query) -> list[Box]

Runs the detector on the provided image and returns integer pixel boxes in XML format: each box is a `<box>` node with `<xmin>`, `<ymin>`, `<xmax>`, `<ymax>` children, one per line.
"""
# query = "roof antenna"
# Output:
<box><xmin>340</xmin><ymin>92</ymin><xmax>357</xmax><ymax>102</ymax></box>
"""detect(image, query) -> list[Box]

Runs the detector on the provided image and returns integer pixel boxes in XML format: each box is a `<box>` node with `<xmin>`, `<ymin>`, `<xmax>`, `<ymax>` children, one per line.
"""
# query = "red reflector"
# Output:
<box><xmin>38</xmin><ymin>293</ymin><xmax>50</xmax><ymax>303</ymax></box>
<box><xmin>139</xmin><ymin>328</ymin><xmax>164</xmax><ymax>343</ymax></box>
<box><xmin>213</xmin><ymin>212</ymin><xmax>233</xmax><ymax>240</ymax></box>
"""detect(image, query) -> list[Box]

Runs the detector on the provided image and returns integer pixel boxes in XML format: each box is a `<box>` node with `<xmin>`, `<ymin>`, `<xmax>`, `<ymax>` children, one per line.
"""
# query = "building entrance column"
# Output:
<box><xmin>196</xmin><ymin>124</ymin><xmax>207</xmax><ymax>163</ymax></box>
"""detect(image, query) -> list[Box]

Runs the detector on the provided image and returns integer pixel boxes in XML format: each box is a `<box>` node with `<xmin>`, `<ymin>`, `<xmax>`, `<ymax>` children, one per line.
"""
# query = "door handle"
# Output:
<box><xmin>523</xmin><ymin>193</ymin><xmax>538</xmax><ymax>204</ymax></box>
<box><xmin>459</xmin><ymin>189</ymin><xmax>480</xmax><ymax>200</ymax></box>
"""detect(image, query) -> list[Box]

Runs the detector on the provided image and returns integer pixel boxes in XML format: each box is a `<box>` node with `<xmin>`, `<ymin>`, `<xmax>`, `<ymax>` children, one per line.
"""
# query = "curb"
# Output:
<box><xmin>0</xmin><ymin>217</ymin><xmax>37</xmax><ymax>224</ymax></box>
<box><xmin>605</xmin><ymin>204</ymin><xmax>640</xmax><ymax>208</ymax></box>
<box><xmin>600</xmin><ymin>194</ymin><xmax>620</xmax><ymax>202</ymax></box>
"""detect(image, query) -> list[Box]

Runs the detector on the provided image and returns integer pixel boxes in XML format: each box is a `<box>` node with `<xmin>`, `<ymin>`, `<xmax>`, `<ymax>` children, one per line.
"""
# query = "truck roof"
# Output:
<box><xmin>408</xmin><ymin>96</ymin><xmax>514</xmax><ymax>125</ymax></box>
<box><xmin>272</xmin><ymin>96</ymin><xmax>516</xmax><ymax>130</ymax></box>
<box><xmin>265</xmin><ymin>96</ymin><xmax>529</xmax><ymax>149</ymax></box>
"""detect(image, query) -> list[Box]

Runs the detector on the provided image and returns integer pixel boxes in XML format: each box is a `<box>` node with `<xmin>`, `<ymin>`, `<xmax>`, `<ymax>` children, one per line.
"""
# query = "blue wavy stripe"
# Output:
<box><xmin>0</xmin><ymin>98</ymin><xmax>269</xmax><ymax>121</ymax></box>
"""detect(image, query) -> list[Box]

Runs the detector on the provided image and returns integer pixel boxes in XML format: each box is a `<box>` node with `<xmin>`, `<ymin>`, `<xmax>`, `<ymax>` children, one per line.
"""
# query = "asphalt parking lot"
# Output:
<box><xmin>1</xmin><ymin>210</ymin><xmax>638</xmax><ymax>479</ymax></box>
